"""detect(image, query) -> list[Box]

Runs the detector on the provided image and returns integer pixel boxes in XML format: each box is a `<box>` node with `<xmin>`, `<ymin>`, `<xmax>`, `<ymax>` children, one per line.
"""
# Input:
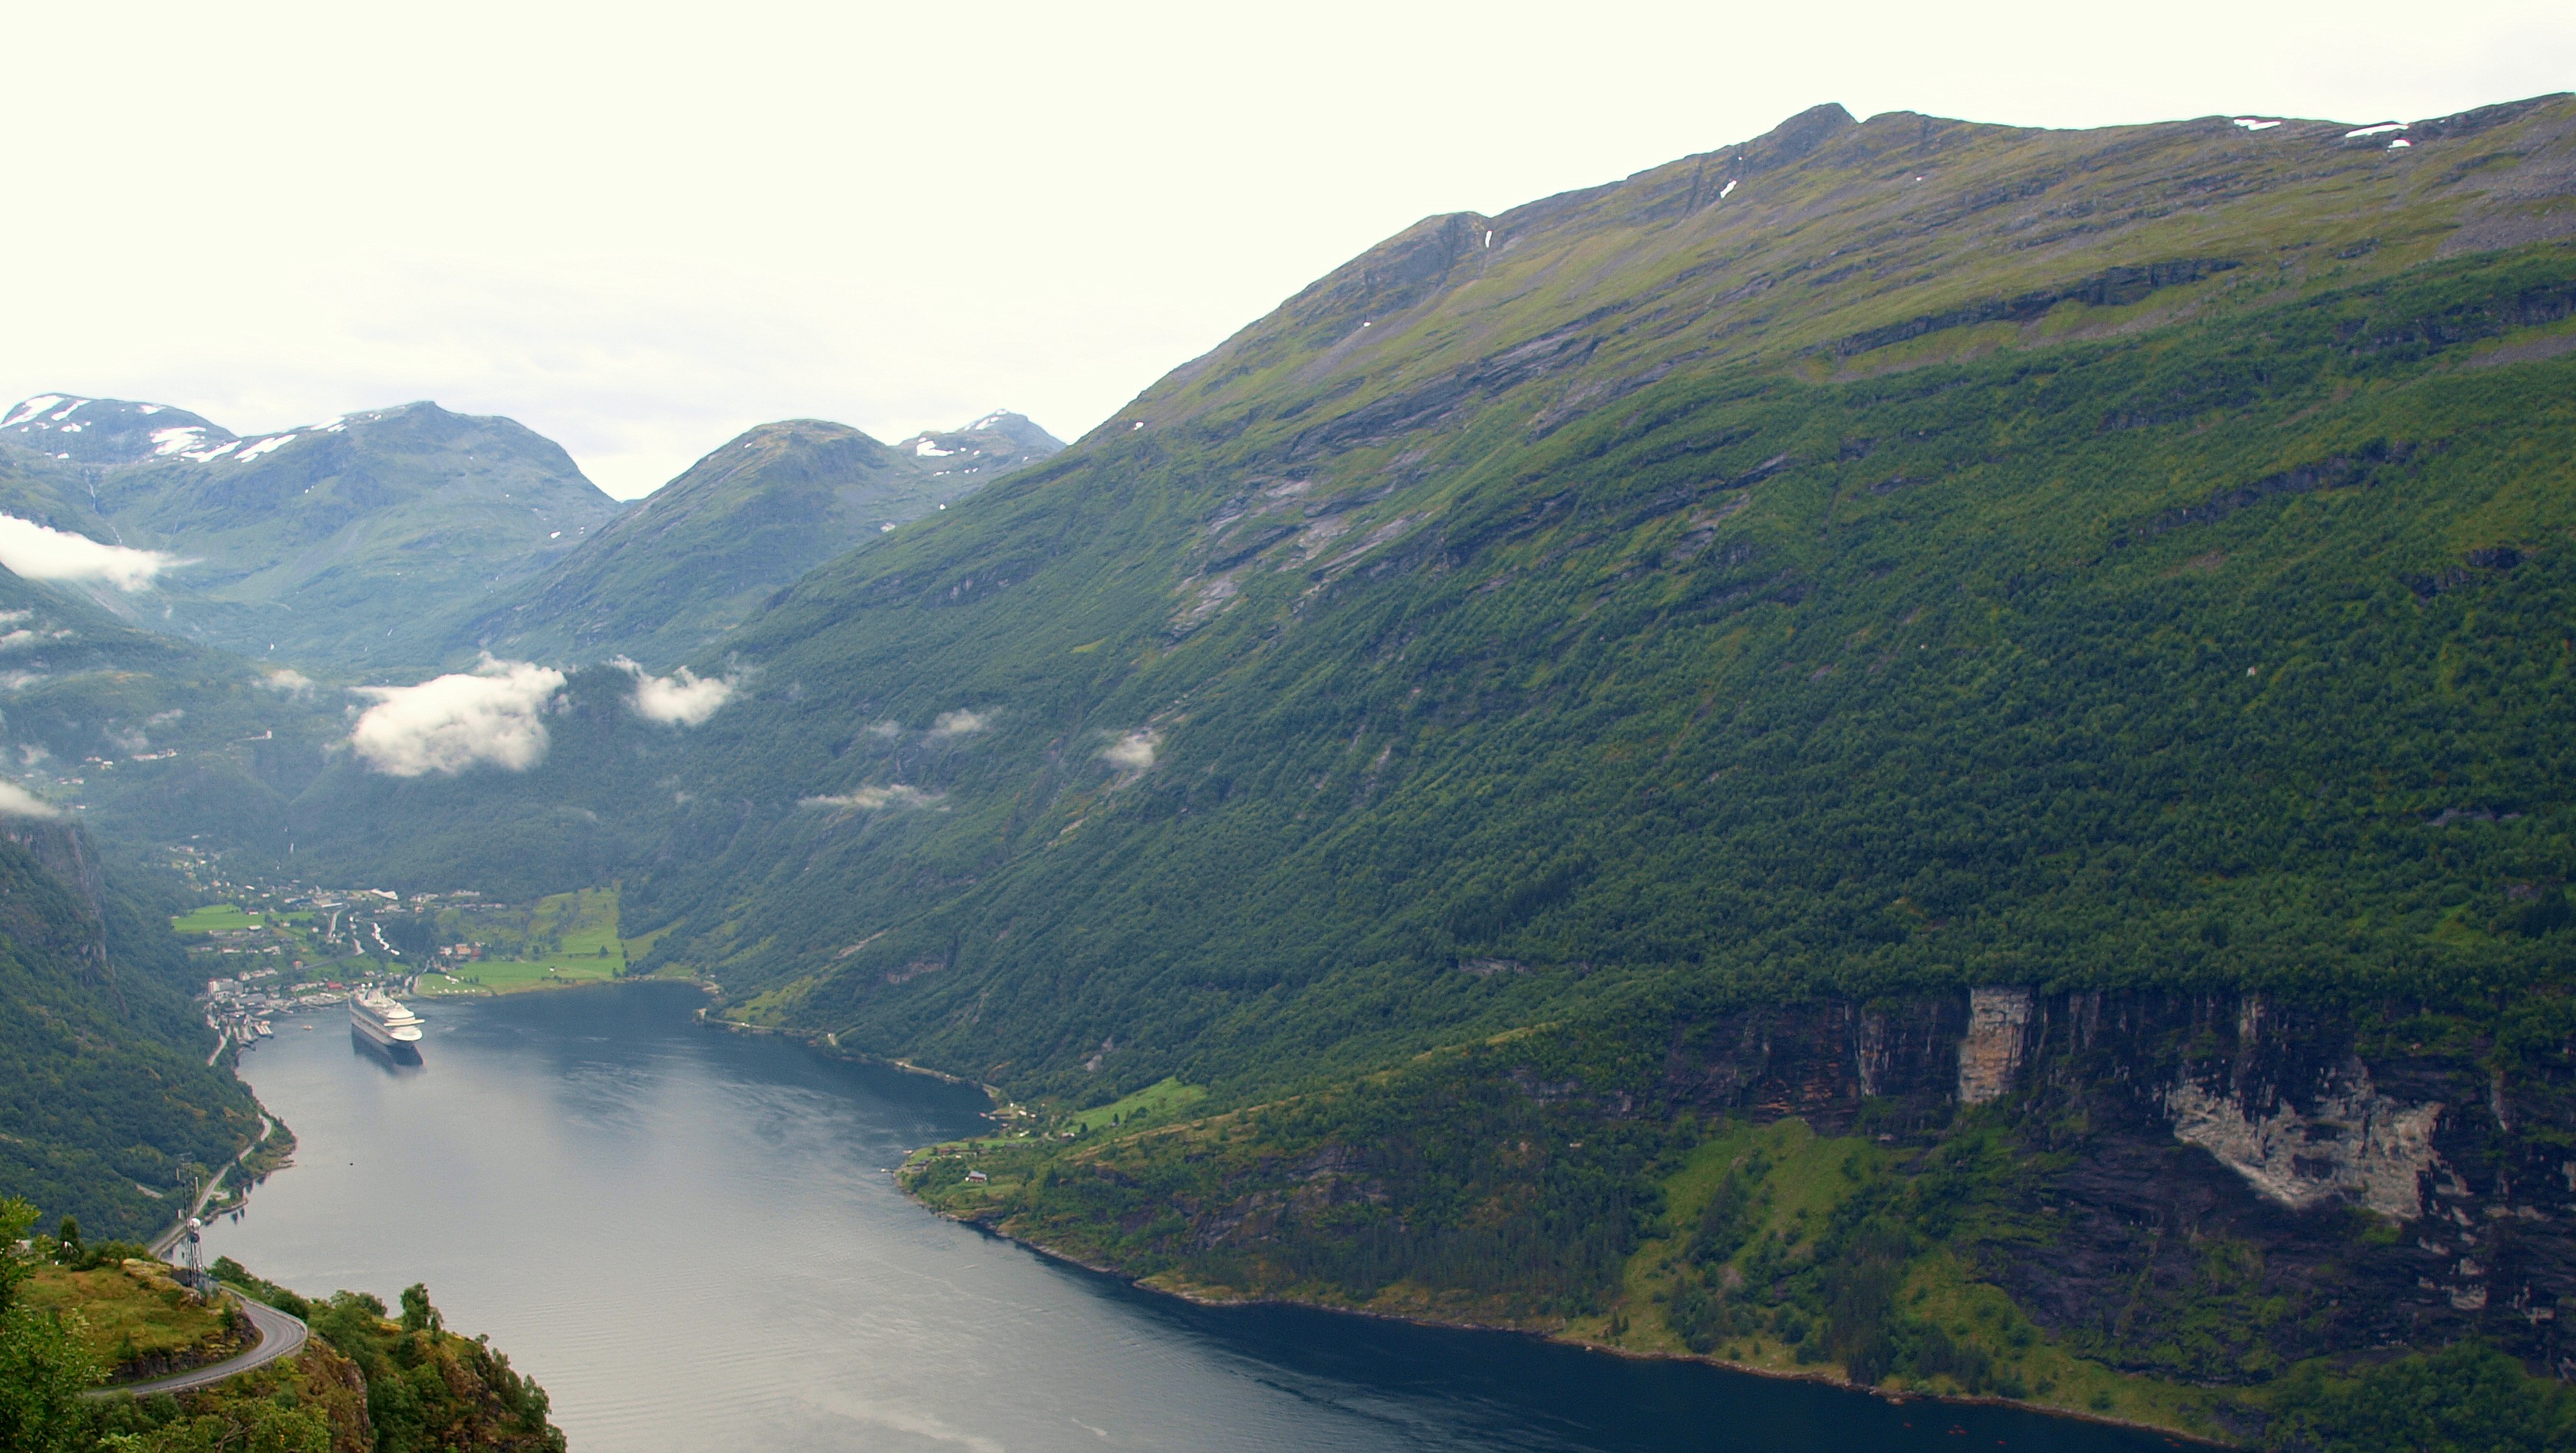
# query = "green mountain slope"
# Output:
<box><xmin>0</xmin><ymin>817</ymin><xmax>262</xmax><ymax>1241</ymax></box>
<box><xmin>0</xmin><ymin>398</ymin><xmax>624</xmax><ymax>672</ymax></box>
<box><xmin>446</xmin><ymin>411</ymin><xmax>1059</xmax><ymax>668</ymax></box>
<box><xmin>604</xmin><ymin>94</ymin><xmax>2576</xmax><ymax>1067</ymax></box>
<box><xmin>0</xmin><ymin>564</ymin><xmax>341</xmax><ymax>851</ymax></box>
<box><xmin>254</xmin><ymin>94</ymin><xmax>2576</xmax><ymax>1072</ymax></box>
<box><xmin>190</xmin><ymin>94</ymin><xmax>2576</xmax><ymax>1437</ymax></box>
<box><xmin>0</xmin><ymin>443</ymin><xmax>124</xmax><ymax>544</ymax></box>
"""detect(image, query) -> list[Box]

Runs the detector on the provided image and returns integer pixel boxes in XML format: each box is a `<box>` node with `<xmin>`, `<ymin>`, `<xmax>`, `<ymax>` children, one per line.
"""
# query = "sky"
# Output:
<box><xmin>3</xmin><ymin>2</ymin><xmax>2570</xmax><ymax>499</ymax></box>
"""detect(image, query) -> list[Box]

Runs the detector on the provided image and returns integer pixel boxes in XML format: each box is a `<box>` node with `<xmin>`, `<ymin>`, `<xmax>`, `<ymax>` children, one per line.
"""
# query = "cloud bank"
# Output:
<box><xmin>614</xmin><ymin>657</ymin><xmax>736</xmax><ymax>726</ymax></box>
<box><xmin>0</xmin><ymin>782</ymin><xmax>63</xmax><ymax>819</ymax></box>
<box><xmin>0</xmin><ymin>514</ymin><xmax>179</xmax><ymax>590</ymax></box>
<box><xmin>350</xmin><ymin>657</ymin><xmax>566</xmax><ymax>776</ymax></box>
<box><xmin>927</xmin><ymin>709</ymin><xmax>987</xmax><ymax>738</ymax></box>
<box><xmin>801</xmin><ymin>786</ymin><xmax>944</xmax><ymax>812</ymax></box>
<box><xmin>1102</xmin><ymin>730</ymin><xmax>1158</xmax><ymax>771</ymax></box>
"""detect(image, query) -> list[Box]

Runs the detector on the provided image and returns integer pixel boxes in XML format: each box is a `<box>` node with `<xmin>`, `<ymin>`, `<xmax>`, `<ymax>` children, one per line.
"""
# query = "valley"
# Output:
<box><xmin>170</xmin><ymin>859</ymin><xmax>644</xmax><ymax>1022</ymax></box>
<box><xmin>2</xmin><ymin>87</ymin><xmax>2574</xmax><ymax>1453</ymax></box>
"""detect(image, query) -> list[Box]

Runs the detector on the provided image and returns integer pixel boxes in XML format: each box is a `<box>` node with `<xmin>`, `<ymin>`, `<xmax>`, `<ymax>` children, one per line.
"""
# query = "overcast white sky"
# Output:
<box><xmin>4</xmin><ymin>2</ymin><xmax>2569</xmax><ymax>499</ymax></box>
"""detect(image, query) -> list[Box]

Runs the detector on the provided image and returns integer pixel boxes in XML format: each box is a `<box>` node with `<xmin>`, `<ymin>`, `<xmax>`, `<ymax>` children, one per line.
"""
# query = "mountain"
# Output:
<box><xmin>0</xmin><ymin>815</ymin><xmax>263</xmax><ymax>1241</ymax></box>
<box><xmin>888</xmin><ymin>410</ymin><xmax>1064</xmax><ymax>483</ymax></box>
<box><xmin>446</xmin><ymin>411</ymin><xmax>1060</xmax><ymax>668</ymax></box>
<box><xmin>1</xmin><ymin>394</ymin><xmax>231</xmax><ymax>468</ymax></box>
<box><xmin>0</xmin><ymin>398</ymin><xmax>625</xmax><ymax>671</ymax></box>
<box><xmin>0</xmin><ymin>562</ymin><xmax>342</xmax><ymax>851</ymax></box>
<box><xmin>619</xmin><ymin>92</ymin><xmax>2576</xmax><ymax>1074</ymax></box>
<box><xmin>101</xmin><ymin>93</ymin><xmax>2576</xmax><ymax>1439</ymax></box>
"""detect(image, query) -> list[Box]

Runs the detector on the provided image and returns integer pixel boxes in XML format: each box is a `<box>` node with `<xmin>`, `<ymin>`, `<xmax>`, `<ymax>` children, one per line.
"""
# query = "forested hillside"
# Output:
<box><xmin>249</xmin><ymin>94</ymin><xmax>2576</xmax><ymax>1099</ymax></box>
<box><xmin>0</xmin><ymin>820</ymin><xmax>262</xmax><ymax>1240</ymax></box>
<box><xmin>608</xmin><ymin>96</ymin><xmax>2576</xmax><ymax>1080</ymax></box>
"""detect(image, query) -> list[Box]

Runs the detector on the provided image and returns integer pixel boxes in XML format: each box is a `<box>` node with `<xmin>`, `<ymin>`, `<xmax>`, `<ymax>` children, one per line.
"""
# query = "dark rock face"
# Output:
<box><xmin>0</xmin><ymin>817</ymin><xmax>113</xmax><ymax>997</ymax></box>
<box><xmin>1656</xmin><ymin>987</ymin><xmax>2576</xmax><ymax>1379</ymax></box>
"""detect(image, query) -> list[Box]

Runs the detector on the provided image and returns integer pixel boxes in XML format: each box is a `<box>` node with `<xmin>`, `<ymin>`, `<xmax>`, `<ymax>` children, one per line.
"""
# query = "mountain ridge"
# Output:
<box><xmin>0</xmin><ymin>398</ymin><xmax>624</xmax><ymax>670</ymax></box>
<box><xmin>444</xmin><ymin>410</ymin><xmax>1061</xmax><ymax>667</ymax></box>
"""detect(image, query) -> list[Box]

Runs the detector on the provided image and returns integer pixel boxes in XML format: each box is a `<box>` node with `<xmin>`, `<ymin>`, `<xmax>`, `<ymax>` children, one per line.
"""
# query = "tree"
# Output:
<box><xmin>0</xmin><ymin>1196</ymin><xmax>104</xmax><ymax>1453</ymax></box>
<box><xmin>397</xmin><ymin>1283</ymin><xmax>440</xmax><ymax>1335</ymax></box>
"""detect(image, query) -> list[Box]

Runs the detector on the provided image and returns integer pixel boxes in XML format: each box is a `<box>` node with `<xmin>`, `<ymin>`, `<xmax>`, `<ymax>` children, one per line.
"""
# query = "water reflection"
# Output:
<box><xmin>210</xmin><ymin>983</ymin><xmax>2169</xmax><ymax>1453</ymax></box>
<box><xmin>348</xmin><ymin>1029</ymin><xmax>425</xmax><ymax>1075</ymax></box>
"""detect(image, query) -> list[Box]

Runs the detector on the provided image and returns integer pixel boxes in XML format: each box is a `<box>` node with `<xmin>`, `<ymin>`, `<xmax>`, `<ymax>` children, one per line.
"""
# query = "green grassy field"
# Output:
<box><xmin>1069</xmin><ymin>1077</ymin><xmax>1207</xmax><ymax>1132</ymax></box>
<box><xmin>417</xmin><ymin>888</ymin><xmax>627</xmax><ymax>996</ymax></box>
<box><xmin>22</xmin><ymin>1263</ymin><xmax>234</xmax><ymax>1378</ymax></box>
<box><xmin>416</xmin><ymin>958</ymin><xmax>619</xmax><ymax>996</ymax></box>
<box><xmin>170</xmin><ymin>904</ymin><xmax>259</xmax><ymax>933</ymax></box>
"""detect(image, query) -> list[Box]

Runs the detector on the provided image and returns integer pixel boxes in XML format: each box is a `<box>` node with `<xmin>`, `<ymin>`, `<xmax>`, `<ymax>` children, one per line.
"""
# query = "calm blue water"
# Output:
<box><xmin>208</xmin><ymin>983</ymin><xmax>2172</xmax><ymax>1452</ymax></box>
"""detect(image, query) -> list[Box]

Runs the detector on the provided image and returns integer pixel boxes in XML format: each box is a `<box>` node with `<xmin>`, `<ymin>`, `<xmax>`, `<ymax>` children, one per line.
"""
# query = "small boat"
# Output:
<box><xmin>254</xmin><ymin>1020</ymin><xmax>274</xmax><ymax>1038</ymax></box>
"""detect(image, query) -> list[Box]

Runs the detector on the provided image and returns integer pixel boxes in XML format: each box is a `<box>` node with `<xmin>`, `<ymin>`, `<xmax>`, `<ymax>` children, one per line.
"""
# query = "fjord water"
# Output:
<box><xmin>208</xmin><ymin>985</ymin><xmax>2160</xmax><ymax>1452</ymax></box>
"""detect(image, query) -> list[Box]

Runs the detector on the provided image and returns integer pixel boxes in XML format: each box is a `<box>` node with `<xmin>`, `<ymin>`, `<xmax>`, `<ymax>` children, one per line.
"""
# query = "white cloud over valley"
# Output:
<box><xmin>801</xmin><ymin>786</ymin><xmax>944</xmax><ymax>812</ymax></box>
<box><xmin>349</xmin><ymin>657</ymin><xmax>567</xmax><ymax>777</ymax></box>
<box><xmin>0</xmin><ymin>782</ymin><xmax>63</xmax><ymax>819</ymax></box>
<box><xmin>615</xmin><ymin>658</ymin><xmax>736</xmax><ymax>726</ymax></box>
<box><xmin>1103</xmin><ymin>730</ymin><xmax>1158</xmax><ymax>771</ymax></box>
<box><xmin>927</xmin><ymin>710</ymin><xmax>988</xmax><ymax>738</ymax></box>
<box><xmin>0</xmin><ymin>515</ymin><xmax>178</xmax><ymax>590</ymax></box>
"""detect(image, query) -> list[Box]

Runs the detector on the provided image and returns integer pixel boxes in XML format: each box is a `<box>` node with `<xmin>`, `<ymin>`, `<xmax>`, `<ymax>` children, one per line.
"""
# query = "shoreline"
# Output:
<box><xmin>903</xmin><ymin>1184</ymin><xmax>2234</xmax><ymax>1448</ymax></box>
<box><xmin>695</xmin><ymin>1006</ymin><xmax>1003</xmax><ymax>1096</ymax></box>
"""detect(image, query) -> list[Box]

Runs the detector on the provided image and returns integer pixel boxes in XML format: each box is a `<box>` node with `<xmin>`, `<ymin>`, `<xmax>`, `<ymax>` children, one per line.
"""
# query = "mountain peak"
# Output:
<box><xmin>2</xmin><ymin>394</ymin><xmax>234</xmax><ymax>466</ymax></box>
<box><xmin>890</xmin><ymin>410</ymin><xmax>1064</xmax><ymax>477</ymax></box>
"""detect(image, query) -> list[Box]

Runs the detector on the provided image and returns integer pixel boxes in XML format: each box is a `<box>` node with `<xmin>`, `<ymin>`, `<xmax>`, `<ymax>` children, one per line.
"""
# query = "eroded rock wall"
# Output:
<box><xmin>1658</xmin><ymin>986</ymin><xmax>2576</xmax><ymax>1377</ymax></box>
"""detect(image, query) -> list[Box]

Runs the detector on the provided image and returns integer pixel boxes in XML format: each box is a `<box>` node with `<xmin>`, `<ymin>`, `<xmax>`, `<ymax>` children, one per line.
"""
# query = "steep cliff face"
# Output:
<box><xmin>1660</xmin><ymin>988</ymin><xmax>2575</xmax><ymax>1377</ymax></box>
<box><xmin>0</xmin><ymin>819</ymin><xmax>113</xmax><ymax>1000</ymax></box>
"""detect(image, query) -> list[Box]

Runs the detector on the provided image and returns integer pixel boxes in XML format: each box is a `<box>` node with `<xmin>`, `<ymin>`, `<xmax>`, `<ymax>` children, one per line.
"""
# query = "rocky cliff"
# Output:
<box><xmin>1657</xmin><ymin>988</ymin><xmax>2574</xmax><ymax>1379</ymax></box>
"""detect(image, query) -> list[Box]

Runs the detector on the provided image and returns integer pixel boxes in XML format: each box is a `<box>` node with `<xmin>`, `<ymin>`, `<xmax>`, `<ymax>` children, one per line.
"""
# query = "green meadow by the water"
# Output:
<box><xmin>170</xmin><ymin>904</ymin><xmax>259</xmax><ymax>933</ymax></box>
<box><xmin>417</xmin><ymin>888</ymin><xmax>627</xmax><ymax>996</ymax></box>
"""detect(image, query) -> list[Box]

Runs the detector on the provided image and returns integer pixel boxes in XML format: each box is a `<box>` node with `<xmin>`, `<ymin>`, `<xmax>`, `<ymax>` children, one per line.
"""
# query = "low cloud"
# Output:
<box><xmin>0</xmin><ymin>782</ymin><xmax>62</xmax><ymax>819</ymax></box>
<box><xmin>1102</xmin><ymin>729</ymin><xmax>1158</xmax><ymax>771</ymax></box>
<box><xmin>927</xmin><ymin>709</ymin><xmax>988</xmax><ymax>738</ymax></box>
<box><xmin>0</xmin><ymin>514</ymin><xmax>180</xmax><ymax>590</ymax></box>
<box><xmin>259</xmin><ymin>667</ymin><xmax>315</xmax><ymax>696</ymax></box>
<box><xmin>801</xmin><ymin>785</ymin><xmax>944</xmax><ymax>812</ymax></box>
<box><xmin>349</xmin><ymin>657</ymin><xmax>567</xmax><ymax>777</ymax></box>
<box><xmin>614</xmin><ymin>657</ymin><xmax>736</xmax><ymax>726</ymax></box>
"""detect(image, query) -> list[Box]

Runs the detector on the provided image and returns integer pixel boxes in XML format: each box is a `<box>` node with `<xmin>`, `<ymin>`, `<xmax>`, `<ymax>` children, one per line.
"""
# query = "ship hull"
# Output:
<box><xmin>350</xmin><ymin>1026</ymin><xmax>422</xmax><ymax>1065</ymax></box>
<box><xmin>347</xmin><ymin>1013</ymin><xmax>421</xmax><ymax>1049</ymax></box>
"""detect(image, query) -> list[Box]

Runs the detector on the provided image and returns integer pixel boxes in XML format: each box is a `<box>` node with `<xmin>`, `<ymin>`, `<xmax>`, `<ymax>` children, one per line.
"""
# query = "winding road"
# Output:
<box><xmin>87</xmin><ymin>1292</ymin><xmax>309</xmax><ymax>1399</ymax></box>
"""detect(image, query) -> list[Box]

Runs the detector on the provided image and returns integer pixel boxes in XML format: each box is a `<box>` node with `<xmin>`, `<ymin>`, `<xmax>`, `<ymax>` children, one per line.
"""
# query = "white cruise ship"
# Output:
<box><xmin>349</xmin><ymin>988</ymin><xmax>424</xmax><ymax>1056</ymax></box>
